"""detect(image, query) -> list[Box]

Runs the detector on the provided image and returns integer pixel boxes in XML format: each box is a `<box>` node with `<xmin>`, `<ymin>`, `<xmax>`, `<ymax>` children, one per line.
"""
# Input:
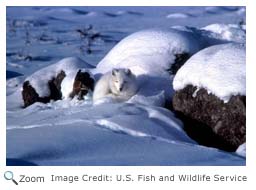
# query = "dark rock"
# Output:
<box><xmin>22</xmin><ymin>70</ymin><xmax>66</xmax><ymax>107</ymax></box>
<box><xmin>168</xmin><ymin>53</ymin><xmax>190</xmax><ymax>75</ymax></box>
<box><xmin>22</xmin><ymin>81</ymin><xmax>40</xmax><ymax>108</ymax></box>
<box><xmin>172</xmin><ymin>85</ymin><xmax>245</xmax><ymax>151</ymax></box>
<box><xmin>48</xmin><ymin>70</ymin><xmax>66</xmax><ymax>100</ymax></box>
<box><xmin>69</xmin><ymin>70</ymin><xmax>94</xmax><ymax>100</ymax></box>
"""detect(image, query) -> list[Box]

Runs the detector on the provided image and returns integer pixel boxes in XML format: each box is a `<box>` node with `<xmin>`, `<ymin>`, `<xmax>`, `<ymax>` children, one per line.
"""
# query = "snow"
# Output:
<box><xmin>7</xmin><ymin>101</ymin><xmax>245</xmax><ymax>166</ymax></box>
<box><xmin>6</xmin><ymin>6</ymin><xmax>246</xmax><ymax>166</ymax></box>
<box><xmin>202</xmin><ymin>23</ymin><xmax>246</xmax><ymax>43</ymax></box>
<box><xmin>128</xmin><ymin>91</ymin><xmax>166</xmax><ymax>107</ymax></box>
<box><xmin>6</xmin><ymin>75</ymin><xmax>25</xmax><ymax>96</ymax></box>
<box><xmin>166</xmin><ymin>13</ymin><xmax>191</xmax><ymax>19</ymax></box>
<box><xmin>236</xmin><ymin>143</ymin><xmax>246</xmax><ymax>157</ymax></box>
<box><xmin>173</xmin><ymin>43</ymin><xmax>245</xmax><ymax>103</ymax></box>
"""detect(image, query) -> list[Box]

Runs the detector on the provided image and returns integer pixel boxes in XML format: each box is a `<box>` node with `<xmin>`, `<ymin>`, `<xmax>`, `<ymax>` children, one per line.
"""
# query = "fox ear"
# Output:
<box><xmin>112</xmin><ymin>69</ymin><xmax>118</xmax><ymax>76</ymax></box>
<box><xmin>125</xmin><ymin>68</ymin><xmax>131</xmax><ymax>75</ymax></box>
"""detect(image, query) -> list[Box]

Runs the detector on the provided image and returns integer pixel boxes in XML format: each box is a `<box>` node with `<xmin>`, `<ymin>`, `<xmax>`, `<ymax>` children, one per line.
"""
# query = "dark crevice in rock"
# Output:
<box><xmin>48</xmin><ymin>70</ymin><xmax>66</xmax><ymax>101</ymax></box>
<box><xmin>167</xmin><ymin>53</ymin><xmax>190</xmax><ymax>75</ymax></box>
<box><xmin>69</xmin><ymin>69</ymin><xmax>95</xmax><ymax>100</ymax></box>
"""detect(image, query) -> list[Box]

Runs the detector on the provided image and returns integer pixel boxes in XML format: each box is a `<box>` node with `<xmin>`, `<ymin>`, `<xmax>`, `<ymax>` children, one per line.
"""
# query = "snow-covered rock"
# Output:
<box><xmin>22</xmin><ymin>57</ymin><xmax>94</xmax><ymax>107</ymax></box>
<box><xmin>173</xmin><ymin>43</ymin><xmax>245</xmax><ymax>103</ymax></box>
<box><xmin>62</xmin><ymin>69</ymin><xmax>94</xmax><ymax>100</ymax></box>
<box><xmin>95</xmin><ymin>28</ymin><xmax>209</xmax><ymax>105</ymax></box>
<box><xmin>25</xmin><ymin>57</ymin><xmax>92</xmax><ymax>97</ymax></box>
<box><xmin>96</xmin><ymin>28</ymin><xmax>205</xmax><ymax>76</ymax></box>
<box><xmin>172</xmin><ymin>43</ymin><xmax>246</xmax><ymax>151</ymax></box>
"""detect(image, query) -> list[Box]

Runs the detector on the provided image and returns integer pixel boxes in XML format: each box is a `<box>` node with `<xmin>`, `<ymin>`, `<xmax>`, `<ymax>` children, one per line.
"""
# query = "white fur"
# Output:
<box><xmin>93</xmin><ymin>68</ymin><xmax>138</xmax><ymax>103</ymax></box>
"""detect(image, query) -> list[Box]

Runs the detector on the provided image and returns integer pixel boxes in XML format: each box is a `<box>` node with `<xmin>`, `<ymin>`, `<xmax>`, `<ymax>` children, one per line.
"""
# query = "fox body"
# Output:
<box><xmin>93</xmin><ymin>68</ymin><xmax>138</xmax><ymax>102</ymax></box>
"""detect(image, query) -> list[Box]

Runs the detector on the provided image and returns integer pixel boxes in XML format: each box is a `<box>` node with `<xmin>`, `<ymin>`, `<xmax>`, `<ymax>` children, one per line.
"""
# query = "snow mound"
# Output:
<box><xmin>85</xmin><ymin>11</ymin><xmax>98</xmax><ymax>17</ymax></box>
<box><xmin>25</xmin><ymin>57</ymin><xmax>93</xmax><ymax>97</ymax></box>
<box><xmin>173</xmin><ymin>43</ymin><xmax>245</xmax><ymax>103</ymax></box>
<box><xmin>96</xmin><ymin>29</ymin><xmax>204</xmax><ymax>76</ymax></box>
<box><xmin>128</xmin><ymin>91</ymin><xmax>166</xmax><ymax>107</ymax></box>
<box><xmin>7</xmin><ymin>76</ymin><xmax>25</xmax><ymax>96</ymax></box>
<box><xmin>202</xmin><ymin>24</ymin><xmax>246</xmax><ymax>43</ymax></box>
<box><xmin>166</xmin><ymin>13</ymin><xmax>191</xmax><ymax>19</ymax></box>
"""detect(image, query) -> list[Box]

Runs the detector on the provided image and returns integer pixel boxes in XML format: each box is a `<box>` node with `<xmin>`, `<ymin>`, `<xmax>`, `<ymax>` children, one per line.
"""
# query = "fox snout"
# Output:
<box><xmin>118</xmin><ymin>83</ymin><xmax>124</xmax><ymax>92</ymax></box>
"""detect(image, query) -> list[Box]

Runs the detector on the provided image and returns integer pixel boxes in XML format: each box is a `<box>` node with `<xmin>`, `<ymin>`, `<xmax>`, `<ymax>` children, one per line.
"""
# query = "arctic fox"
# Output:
<box><xmin>93</xmin><ymin>68</ymin><xmax>138</xmax><ymax>102</ymax></box>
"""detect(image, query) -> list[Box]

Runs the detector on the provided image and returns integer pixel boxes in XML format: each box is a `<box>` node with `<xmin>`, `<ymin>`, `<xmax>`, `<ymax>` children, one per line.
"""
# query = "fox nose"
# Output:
<box><xmin>119</xmin><ymin>87</ymin><xmax>123</xmax><ymax>91</ymax></box>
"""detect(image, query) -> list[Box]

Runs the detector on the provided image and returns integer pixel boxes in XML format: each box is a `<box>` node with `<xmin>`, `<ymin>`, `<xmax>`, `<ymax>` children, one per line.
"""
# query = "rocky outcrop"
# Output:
<box><xmin>22</xmin><ymin>70</ymin><xmax>66</xmax><ymax>107</ymax></box>
<box><xmin>172</xmin><ymin>85</ymin><xmax>245</xmax><ymax>151</ymax></box>
<box><xmin>69</xmin><ymin>69</ymin><xmax>95</xmax><ymax>100</ymax></box>
<box><xmin>22</xmin><ymin>70</ymin><xmax>95</xmax><ymax>107</ymax></box>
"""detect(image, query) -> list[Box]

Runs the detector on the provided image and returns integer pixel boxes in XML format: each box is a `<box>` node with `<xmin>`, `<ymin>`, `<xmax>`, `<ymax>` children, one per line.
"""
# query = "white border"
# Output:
<box><xmin>1</xmin><ymin>0</ymin><xmax>256</xmax><ymax>189</ymax></box>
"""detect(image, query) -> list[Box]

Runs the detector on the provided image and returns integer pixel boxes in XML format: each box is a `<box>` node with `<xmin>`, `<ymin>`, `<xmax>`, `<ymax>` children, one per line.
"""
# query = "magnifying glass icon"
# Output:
<box><xmin>4</xmin><ymin>171</ymin><xmax>18</xmax><ymax>185</ymax></box>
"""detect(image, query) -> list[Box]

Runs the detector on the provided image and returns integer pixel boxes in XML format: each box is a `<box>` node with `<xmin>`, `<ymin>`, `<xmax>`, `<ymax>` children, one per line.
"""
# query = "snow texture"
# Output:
<box><xmin>173</xmin><ymin>43</ymin><xmax>245</xmax><ymax>103</ymax></box>
<box><xmin>7</xmin><ymin>102</ymin><xmax>245</xmax><ymax>166</ymax></box>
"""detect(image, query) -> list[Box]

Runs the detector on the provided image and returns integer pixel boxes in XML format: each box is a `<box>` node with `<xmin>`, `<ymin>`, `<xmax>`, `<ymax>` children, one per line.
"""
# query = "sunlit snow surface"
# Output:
<box><xmin>173</xmin><ymin>43</ymin><xmax>245</xmax><ymax>102</ymax></box>
<box><xmin>6</xmin><ymin>7</ymin><xmax>246</xmax><ymax>166</ymax></box>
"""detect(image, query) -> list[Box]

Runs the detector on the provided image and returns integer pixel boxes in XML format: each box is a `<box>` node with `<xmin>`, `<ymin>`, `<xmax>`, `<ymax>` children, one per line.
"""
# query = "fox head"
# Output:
<box><xmin>111</xmin><ymin>68</ymin><xmax>132</xmax><ymax>93</ymax></box>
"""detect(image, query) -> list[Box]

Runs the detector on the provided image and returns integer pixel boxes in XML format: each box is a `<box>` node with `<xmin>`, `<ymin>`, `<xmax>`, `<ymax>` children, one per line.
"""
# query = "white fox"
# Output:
<box><xmin>93</xmin><ymin>68</ymin><xmax>138</xmax><ymax>102</ymax></box>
